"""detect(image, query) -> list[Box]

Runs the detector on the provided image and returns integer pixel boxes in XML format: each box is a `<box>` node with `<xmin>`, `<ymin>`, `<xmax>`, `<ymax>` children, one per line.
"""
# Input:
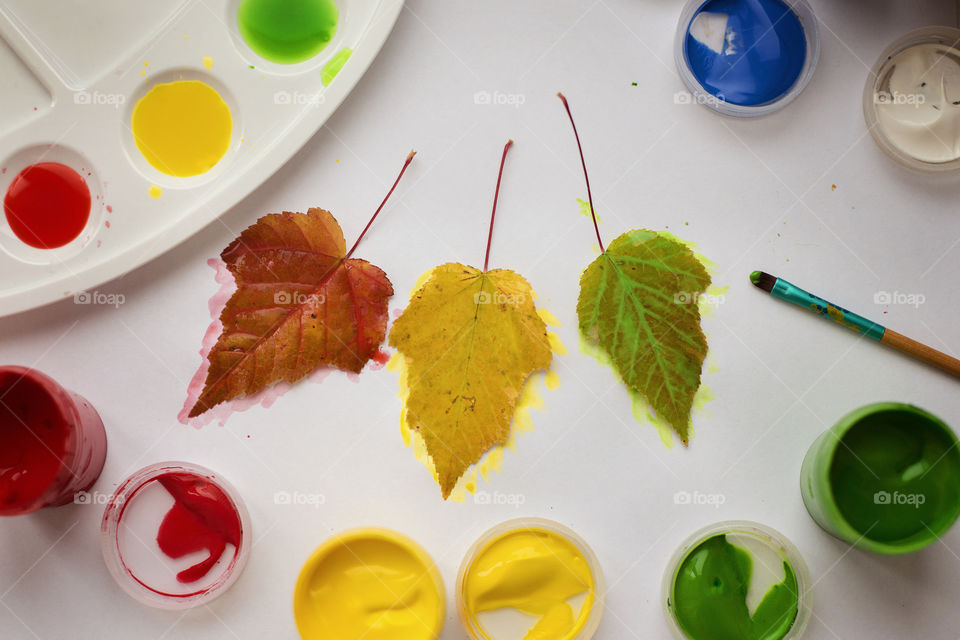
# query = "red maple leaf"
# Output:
<box><xmin>189</xmin><ymin>153</ymin><xmax>414</xmax><ymax>417</ymax></box>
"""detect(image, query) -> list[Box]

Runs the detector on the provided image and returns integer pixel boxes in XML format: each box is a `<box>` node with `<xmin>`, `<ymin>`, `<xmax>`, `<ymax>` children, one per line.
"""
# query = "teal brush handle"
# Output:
<box><xmin>770</xmin><ymin>277</ymin><xmax>886</xmax><ymax>340</ymax></box>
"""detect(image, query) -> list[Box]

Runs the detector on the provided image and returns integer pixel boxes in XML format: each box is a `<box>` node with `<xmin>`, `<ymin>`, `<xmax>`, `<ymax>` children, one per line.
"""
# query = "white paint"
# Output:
<box><xmin>725</xmin><ymin>532</ymin><xmax>789</xmax><ymax>618</ymax></box>
<box><xmin>689</xmin><ymin>12</ymin><xmax>730</xmax><ymax>55</ymax></box>
<box><xmin>876</xmin><ymin>43</ymin><xmax>960</xmax><ymax>163</ymax></box>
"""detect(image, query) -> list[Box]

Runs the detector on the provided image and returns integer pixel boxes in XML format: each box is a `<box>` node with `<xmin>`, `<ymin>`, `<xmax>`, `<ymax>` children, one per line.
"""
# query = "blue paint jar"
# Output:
<box><xmin>674</xmin><ymin>0</ymin><xmax>819</xmax><ymax>117</ymax></box>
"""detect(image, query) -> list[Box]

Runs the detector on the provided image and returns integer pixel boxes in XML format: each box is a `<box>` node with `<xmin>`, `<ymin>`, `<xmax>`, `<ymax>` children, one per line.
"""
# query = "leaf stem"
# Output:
<box><xmin>557</xmin><ymin>93</ymin><xmax>604</xmax><ymax>253</ymax></box>
<box><xmin>344</xmin><ymin>150</ymin><xmax>416</xmax><ymax>260</ymax></box>
<box><xmin>483</xmin><ymin>139</ymin><xmax>514</xmax><ymax>272</ymax></box>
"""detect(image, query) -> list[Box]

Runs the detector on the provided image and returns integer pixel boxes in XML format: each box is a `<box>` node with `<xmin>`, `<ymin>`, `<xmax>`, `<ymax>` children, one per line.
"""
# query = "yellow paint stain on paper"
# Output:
<box><xmin>202</xmin><ymin>55</ymin><xmax>214</xmax><ymax>70</ymax></box>
<box><xmin>132</xmin><ymin>80</ymin><xmax>232</xmax><ymax>177</ymax></box>
<box><xmin>147</xmin><ymin>184</ymin><xmax>162</xmax><ymax>199</ymax></box>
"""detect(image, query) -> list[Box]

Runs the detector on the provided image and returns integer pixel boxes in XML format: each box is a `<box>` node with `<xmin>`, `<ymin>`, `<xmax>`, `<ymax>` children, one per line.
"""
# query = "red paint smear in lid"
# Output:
<box><xmin>4</xmin><ymin>162</ymin><xmax>90</xmax><ymax>249</ymax></box>
<box><xmin>155</xmin><ymin>472</ymin><xmax>242</xmax><ymax>584</ymax></box>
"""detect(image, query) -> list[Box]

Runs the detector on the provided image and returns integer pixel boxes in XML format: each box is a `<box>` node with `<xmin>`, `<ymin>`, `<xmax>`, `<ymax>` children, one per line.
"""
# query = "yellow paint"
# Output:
<box><xmin>148</xmin><ymin>184</ymin><xmax>162</xmax><ymax>199</ymax></box>
<box><xmin>202</xmin><ymin>55</ymin><xmax>214</xmax><ymax>70</ymax></box>
<box><xmin>545</xmin><ymin>370</ymin><xmax>561</xmax><ymax>390</ymax></box>
<box><xmin>294</xmin><ymin>529</ymin><xmax>444</xmax><ymax>640</ymax></box>
<box><xmin>132</xmin><ymin>80</ymin><xmax>232</xmax><ymax>177</ymax></box>
<box><xmin>463</xmin><ymin>528</ymin><xmax>594</xmax><ymax>640</ymax></box>
<box><xmin>536</xmin><ymin>308</ymin><xmax>561</xmax><ymax>327</ymax></box>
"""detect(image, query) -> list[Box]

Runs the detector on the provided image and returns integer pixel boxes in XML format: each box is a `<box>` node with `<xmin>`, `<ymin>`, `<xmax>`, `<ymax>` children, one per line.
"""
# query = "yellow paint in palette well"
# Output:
<box><xmin>461</xmin><ymin>527</ymin><xmax>596</xmax><ymax>640</ymax></box>
<box><xmin>132</xmin><ymin>80</ymin><xmax>232</xmax><ymax>177</ymax></box>
<box><xmin>294</xmin><ymin>529</ymin><xmax>445</xmax><ymax>640</ymax></box>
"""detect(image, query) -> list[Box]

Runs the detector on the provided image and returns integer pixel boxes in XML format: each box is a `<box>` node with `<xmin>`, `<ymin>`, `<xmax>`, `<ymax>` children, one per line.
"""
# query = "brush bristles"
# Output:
<box><xmin>751</xmin><ymin>271</ymin><xmax>777</xmax><ymax>293</ymax></box>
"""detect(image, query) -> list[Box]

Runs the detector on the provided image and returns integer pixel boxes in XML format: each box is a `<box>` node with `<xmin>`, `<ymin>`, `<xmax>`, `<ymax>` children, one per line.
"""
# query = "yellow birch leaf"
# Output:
<box><xmin>388</xmin><ymin>263</ymin><xmax>553</xmax><ymax>499</ymax></box>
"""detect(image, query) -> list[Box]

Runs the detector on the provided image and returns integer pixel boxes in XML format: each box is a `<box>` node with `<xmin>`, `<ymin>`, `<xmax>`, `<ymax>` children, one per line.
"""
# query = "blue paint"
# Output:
<box><xmin>683</xmin><ymin>0</ymin><xmax>807</xmax><ymax>107</ymax></box>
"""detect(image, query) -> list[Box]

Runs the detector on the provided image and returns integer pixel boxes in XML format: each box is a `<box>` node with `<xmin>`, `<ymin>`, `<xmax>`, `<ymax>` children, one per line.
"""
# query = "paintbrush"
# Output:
<box><xmin>750</xmin><ymin>271</ymin><xmax>960</xmax><ymax>379</ymax></box>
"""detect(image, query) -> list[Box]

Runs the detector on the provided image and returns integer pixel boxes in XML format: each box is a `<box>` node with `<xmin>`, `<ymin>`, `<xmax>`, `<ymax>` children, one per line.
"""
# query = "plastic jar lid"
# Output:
<box><xmin>863</xmin><ymin>26</ymin><xmax>960</xmax><ymax>173</ymax></box>
<box><xmin>100</xmin><ymin>461</ymin><xmax>251</xmax><ymax>609</ymax></box>
<box><xmin>456</xmin><ymin>518</ymin><xmax>605</xmax><ymax>640</ymax></box>
<box><xmin>674</xmin><ymin>0</ymin><xmax>820</xmax><ymax>117</ymax></box>
<box><xmin>662</xmin><ymin>521</ymin><xmax>812</xmax><ymax>640</ymax></box>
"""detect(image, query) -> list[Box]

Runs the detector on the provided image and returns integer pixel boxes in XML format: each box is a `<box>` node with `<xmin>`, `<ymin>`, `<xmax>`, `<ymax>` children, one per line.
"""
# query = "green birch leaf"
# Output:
<box><xmin>577</xmin><ymin>229</ymin><xmax>711</xmax><ymax>444</ymax></box>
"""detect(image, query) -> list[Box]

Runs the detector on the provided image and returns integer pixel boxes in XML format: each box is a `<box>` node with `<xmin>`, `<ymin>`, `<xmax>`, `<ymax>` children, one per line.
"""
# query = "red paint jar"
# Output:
<box><xmin>101</xmin><ymin>462</ymin><xmax>250</xmax><ymax>609</ymax></box>
<box><xmin>0</xmin><ymin>366</ymin><xmax>107</xmax><ymax>515</ymax></box>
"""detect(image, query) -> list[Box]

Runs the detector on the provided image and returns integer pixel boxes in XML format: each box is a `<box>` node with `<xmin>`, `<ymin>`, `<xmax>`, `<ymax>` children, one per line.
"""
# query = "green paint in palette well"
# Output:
<box><xmin>237</xmin><ymin>0</ymin><xmax>338</xmax><ymax>64</ymax></box>
<box><xmin>322</xmin><ymin>48</ymin><xmax>352</xmax><ymax>86</ymax></box>
<box><xmin>829</xmin><ymin>409</ymin><xmax>960</xmax><ymax>542</ymax></box>
<box><xmin>672</xmin><ymin>534</ymin><xmax>799</xmax><ymax>640</ymax></box>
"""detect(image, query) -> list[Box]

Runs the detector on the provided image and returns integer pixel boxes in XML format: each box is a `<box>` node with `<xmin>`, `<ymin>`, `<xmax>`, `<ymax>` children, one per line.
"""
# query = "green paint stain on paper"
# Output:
<box><xmin>322</xmin><ymin>48</ymin><xmax>352</xmax><ymax>86</ymax></box>
<box><xmin>238</xmin><ymin>0</ymin><xmax>338</xmax><ymax>64</ymax></box>
<box><xmin>576</xmin><ymin>198</ymin><xmax>603</xmax><ymax>224</ymax></box>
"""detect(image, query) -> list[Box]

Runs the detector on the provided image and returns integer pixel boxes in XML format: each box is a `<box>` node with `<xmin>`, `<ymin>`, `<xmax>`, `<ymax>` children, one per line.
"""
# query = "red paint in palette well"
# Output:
<box><xmin>153</xmin><ymin>472</ymin><xmax>243</xmax><ymax>584</ymax></box>
<box><xmin>4</xmin><ymin>162</ymin><xmax>91</xmax><ymax>249</ymax></box>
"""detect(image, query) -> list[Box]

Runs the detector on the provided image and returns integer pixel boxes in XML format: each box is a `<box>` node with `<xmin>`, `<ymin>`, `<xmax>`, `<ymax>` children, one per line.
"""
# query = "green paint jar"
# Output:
<box><xmin>663</xmin><ymin>521</ymin><xmax>812</xmax><ymax>640</ymax></box>
<box><xmin>800</xmin><ymin>402</ymin><xmax>960</xmax><ymax>554</ymax></box>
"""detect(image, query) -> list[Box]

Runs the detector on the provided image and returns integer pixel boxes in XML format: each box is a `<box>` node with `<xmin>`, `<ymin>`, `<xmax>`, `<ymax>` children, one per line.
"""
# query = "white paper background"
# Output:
<box><xmin>1</xmin><ymin>1</ymin><xmax>959</xmax><ymax>638</ymax></box>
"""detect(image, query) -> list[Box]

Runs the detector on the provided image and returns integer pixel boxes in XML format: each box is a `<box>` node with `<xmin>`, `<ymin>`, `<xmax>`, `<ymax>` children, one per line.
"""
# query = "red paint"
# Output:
<box><xmin>371</xmin><ymin>349</ymin><xmax>390</xmax><ymax>366</ymax></box>
<box><xmin>106</xmin><ymin>205</ymin><xmax>113</xmax><ymax>213</ymax></box>
<box><xmin>0</xmin><ymin>367</ymin><xmax>106</xmax><ymax>515</ymax></box>
<box><xmin>4</xmin><ymin>162</ymin><xmax>91</xmax><ymax>249</ymax></box>
<box><xmin>155</xmin><ymin>473</ymin><xmax>242</xmax><ymax>583</ymax></box>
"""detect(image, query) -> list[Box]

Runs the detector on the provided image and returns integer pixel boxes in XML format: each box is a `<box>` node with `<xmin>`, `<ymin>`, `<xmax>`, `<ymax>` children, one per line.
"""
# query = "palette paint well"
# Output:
<box><xmin>131</xmin><ymin>80</ymin><xmax>233</xmax><ymax>177</ymax></box>
<box><xmin>237</xmin><ymin>0</ymin><xmax>339</xmax><ymax>64</ymax></box>
<box><xmin>4</xmin><ymin>162</ymin><xmax>90</xmax><ymax>249</ymax></box>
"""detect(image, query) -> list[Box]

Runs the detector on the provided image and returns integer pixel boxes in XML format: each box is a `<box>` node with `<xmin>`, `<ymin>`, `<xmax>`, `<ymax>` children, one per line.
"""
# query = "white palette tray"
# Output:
<box><xmin>0</xmin><ymin>0</ymin><xmax>403</xmax><ymax>316</ymax></box>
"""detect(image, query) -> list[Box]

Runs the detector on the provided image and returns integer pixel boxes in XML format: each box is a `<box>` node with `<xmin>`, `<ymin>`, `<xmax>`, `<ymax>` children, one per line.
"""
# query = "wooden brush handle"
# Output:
<box><xmin>881</xmin><ymin>329</ymin><xmax>960</xmax><ymax>379</ymax></box>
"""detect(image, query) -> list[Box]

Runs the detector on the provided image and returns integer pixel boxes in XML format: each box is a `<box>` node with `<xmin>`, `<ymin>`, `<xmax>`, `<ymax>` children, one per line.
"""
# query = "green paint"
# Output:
<box><xmin>237</xmin><ymin>0</ymin><xmax>338</xmax><ymax>64</ymax></box>
<box><xmin>829</xmin><ymin>407</ymin><xmax>960</xmax><ymax>543</ymax></box>
<box><xmin>768</xmin><ymin>276</ymin><xmax>885</xmax><ymax>340</ymax></box>
<box><xmin>749</xmin><ymin>270</ymin><xmax>761</xmax><ymax>285</ymax></box>
<box><xmin>672</xmin><ymin>534</ymin><xmax>799</xmax><ymax>640</ymax></box>
<box><xmin>576</xmin><ymin>198</ymin><xmax>603</xmax><ymax>223</ymax></box>
<box><xmin>801</xmin><ymin>403</ymin><xmax>960</xmax><ymax>554</ymax></box>
<box><xmin>321</xmin><ymin>48</ymin><xmax>352</xmax><ymax>86</ymax></box>
<box><xmin>631</xmin><ymin>82</ymin><xmax>638</xmax><ymax>86</ymax></box>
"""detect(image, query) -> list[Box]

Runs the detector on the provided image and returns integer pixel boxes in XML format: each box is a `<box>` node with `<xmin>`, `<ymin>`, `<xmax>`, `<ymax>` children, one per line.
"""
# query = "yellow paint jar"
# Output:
<box><xmin>457</xmin><ymin>518</ymin><xmax>605</xmax><ymax>640</ymax></box>
<box><xmin>293</xmin><ymin>528</ymin><xmax>445</xmax><ymax>640</ymax></box>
